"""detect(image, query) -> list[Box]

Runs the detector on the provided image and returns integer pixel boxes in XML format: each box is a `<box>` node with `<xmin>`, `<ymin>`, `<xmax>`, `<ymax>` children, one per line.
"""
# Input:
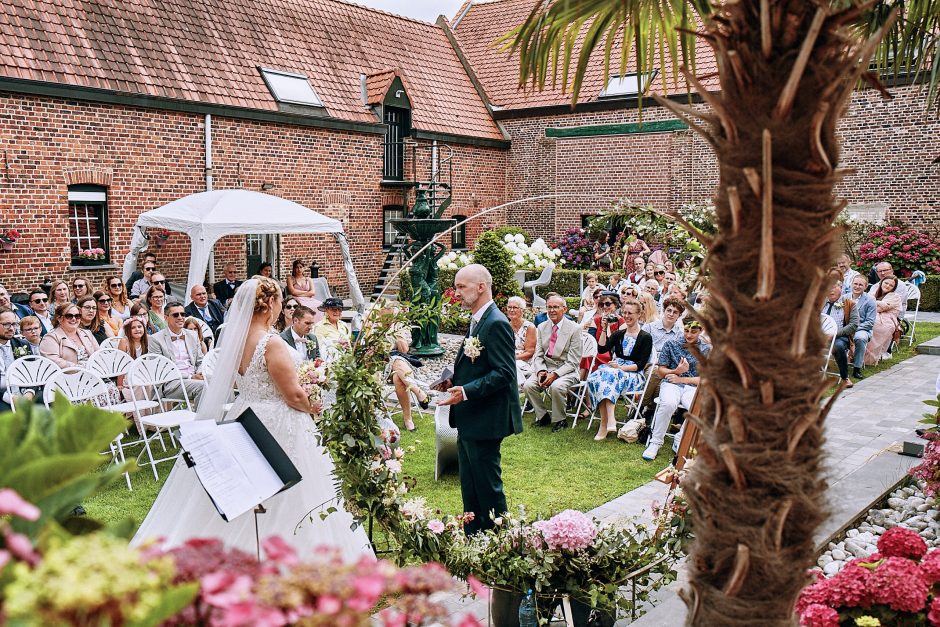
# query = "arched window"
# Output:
<box><xmin>452</xmin><ymin>215</ymin><xmax>467</xmax><ymax>249</ymax></box>
<box><xmin>68</xmin><ymin>184</ymin><xmax>109</xmax><ymax>265</ymax></box>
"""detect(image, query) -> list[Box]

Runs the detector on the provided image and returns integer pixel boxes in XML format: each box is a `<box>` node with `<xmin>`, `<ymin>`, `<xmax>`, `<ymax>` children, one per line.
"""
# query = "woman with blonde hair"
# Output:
<box><xmin>638</xmin><ymin>291</ymin><xmax>659</xmax><ymax>324</ymax></box>
<box><xmin>183</xmin><ymin>316</ymin><xmax>209</xmax><ymax>355</ymax></box>
<box><xmin>103</xmin><ymin>275</ymin><xmax>131</xmax><ymax>320</ymax></box>
<box><xmin>49</xmin><ymin>279</ymin><xmax>71</xmax><ymax>314</ymax></box>
<box><xmin>133</xmin><ymin>276</ymin><xmax>373</xmax><ymax>559</ymax></box>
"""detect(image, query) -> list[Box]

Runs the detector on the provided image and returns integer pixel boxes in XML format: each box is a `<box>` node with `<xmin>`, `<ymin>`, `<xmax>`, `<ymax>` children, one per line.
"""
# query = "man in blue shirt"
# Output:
<box><xmin>643</xmin><ymin>318</ymin><xmax>711</xmax><ymax>461</ymax></box>
<box><xmin>849</xmin><ymin>275</ymin><xmax>876</xmax><ymax>380</ymax></box>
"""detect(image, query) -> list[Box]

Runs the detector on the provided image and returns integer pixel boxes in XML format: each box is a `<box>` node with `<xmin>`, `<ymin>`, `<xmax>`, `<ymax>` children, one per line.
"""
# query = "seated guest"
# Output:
<box><xmin>534</xmin><ymin>292</ymin><xmax>575</xmax><ymax>327</ymax></box>
<box><xmin>184</xmin><ymin>284</ymin><xmax>225</xmax><ymax>336</ymax></box>
<box><xmin>183</xmin><ymin>317</ymin><xmax>209</xmax><ymax>355</ymax></box>
<box><xmin>118</xmin><ymin>317</ymin><xmax>149</xmax><ymax>359</ymax></box>
<box><xmin>577</xmin><ymin>287</ymin><xmax>605</xmax><ymax>329</ymax></box>
<box><xmin>130</xmin><ymin>260</ymin><xmax>158</xmax><ymax>299</ymax></box>
<box><xmin>49</xmin><ymin>279</ymin><xmax>72</xmax><ymax>314</ymax></box>
<box><xmin>643</xmin><ymin>278</ymin><xmax>661</xmax><ymax>300</ymax></box>
<box><xmin>94</xmin><ymin>291</ymin><xmax>122</xmax><ymax>338</ymax></box>
<box><xmin>587</xmin><ymin>299</ymin><xmax>652</xmax><ymax>441</ymax></box>
<box><xmin>0</xmin><ymin>309</ymin><xmax>20</xmax><ymax>410</ymax></box>
<box><xmin>868</xmin><ymin>262</ymin><xmax>911</xmax><ymax>318</ymax></box>
<box><xmin>643</xmin><ymin>318</ymin><xmax>711</xmax><ymax>461</ymax></box>
<box><xmin>506</xmin><ymin>296</ymin><xmax>536</xmax><ymax>385</ymax></box>
<box><xmin>144</xmin><ymin>287</ymin><xmax>168</xmax><ymax>332</ymax></box>
<box><xmin>619</xmin><ymin>284</ymin><xmax>640</xmax><ymax>304</ymax></box>
<box><xmin>626</xmin><ymin>256</ymin><xmax>647</xmax><ymax>285</ymax></box>
<box><xmin>103</xmin><ymin>275</ymin><xmax>132</xmax><ymax>321</ymax></box>
<box><xmin>126</xmin><ymin>252</ymin><xmax>157</xmax><ymax>294</ymax></box>
<box><xmin>583</xmin><ymin>293</ymin><xmax>623</xmax><ymax>377</ymax></box>
<box><xmin>376</xmin><ymin>302</ymin><xmax>429</xmax><ymax>433</ymax></box>
<box><xmin>638</xmin><ymin>292</ymin><xmax>659</xmax><ymax>324</ymax></box>
<box><xmin>864</xmin><ymin>275</ymin><xmax>903</xmax><ymax>365</ymax></box>
<box><xmin>28</xmin><ymin>289</ymin><xmax>53</xmax><ymax>333</ymax></box>
<box><xmin>606</xmin><ymin>272</ymin><xmax>624</xmax><ymax>292</ymax></box>
<box><xmin>39</xmin><ymin>303</ymin><xmax>100</xmax><ymax>369</ymax></box>
<box><xmin>523</xmin><ymin>295</ymin><xmax>583</xmax><ymax>432</ymax></box>
<box><xmin>77</xmin><ymin>295</ymin><xmax>114</xmax><ymax>345</ymax></box>
<box><xmin>643</xmin><ymin>297</ymin><xmax>685</xmax><ymax>353</ymax></box>
<box><xmin>313</xmin><ymin>298</ymin><xmax>351</xmax><ymax>354</ymax></box>
<box><xmin>213</xmin><ymin>262</ymin><xmax>243</xmax><ymax>308</ymax></box>
<box><xmin>286</xmin><ymin>259</ymin><xmax>323</xmax><ymax>321</ymax></box>
<box><xmin>129</xmin><ymin>302</ymin><xmax>157</xmax><ymax>335</ymax></box>
<box><xmin>821</xmin><ymin>281</ymin><xmax>859</xmax><ymax>387</ymax></box>
<box><xmin>848</xmin><ymin>275</ymin><xmax>875</xmax><ymax>380</ymax></box>
<box><xmin>280</xmin><ymin>305</ymin><xmax>320</xmax><ymax>361</ymax></box>
<box><xmin>275</xmin><ymin>297</ymin><xmax>299</xmax><ymax>333</ymax></box>
<box><xmin>15</xmin><ymin>316</ymin><xmax>43</xmax><ymax>356</ymax></box>
<box><xmin>258</xmin><ymin>262</ymin><xmax>274</xmax><ymax>278</ymax></box>
<box><xmin>837</xmin><ymin>254</ymin><xmax>859</xmax><ymax>297</ymax></box>
<box><xmin>0</xmin><ymin>284</ymin><xmax>32</xmax><ymax>319</ymax></box>
<box><xmin>580</xmin><ymin>272</ymin><xmax>599</xmax><ymax>305</ymax></box>
<box><xmin>148</xmin><ymin>302</ymin><xmax>205</xmax><ymax>407</ymax></box>
<box><xmin>652</xmin><ymin>265</ymin><xmax>668</xmax><ymax>293</ymax></box>
<box><xmin>71</xmin><ymin>276</ymin><xmax>91</xmax><ymax>302</ymax></box>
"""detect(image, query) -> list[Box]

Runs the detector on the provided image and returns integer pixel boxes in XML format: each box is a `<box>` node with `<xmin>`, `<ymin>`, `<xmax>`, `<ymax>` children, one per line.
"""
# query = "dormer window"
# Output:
<box><xmin>599</xmin><ymin>71</ymin><xmax>657</xmax><ymax>98</ymax></box>
<box><xmin>259</xmin><ymin>68</ymin><xmax>323</xmax><ymax>107</ymax></box>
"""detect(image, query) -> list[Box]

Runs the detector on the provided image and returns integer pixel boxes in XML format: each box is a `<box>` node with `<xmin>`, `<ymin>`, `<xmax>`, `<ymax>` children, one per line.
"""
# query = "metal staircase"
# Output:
<box><xmin>372</xmin><ymin>142</ymin><xmax>454</xmax><ymax>300</ymax></box>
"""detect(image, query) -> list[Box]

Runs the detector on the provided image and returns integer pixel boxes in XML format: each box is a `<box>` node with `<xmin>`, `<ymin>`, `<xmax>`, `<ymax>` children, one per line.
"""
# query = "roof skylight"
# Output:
<box><xmin>259</xmin><ymin>68</ymin><xmax>323</xmax><ymax>107</ymax></box>
<box><xmin>599</xmin><ymin>71</ymin><xmax>657</xmax><ymax>98</ymax></box>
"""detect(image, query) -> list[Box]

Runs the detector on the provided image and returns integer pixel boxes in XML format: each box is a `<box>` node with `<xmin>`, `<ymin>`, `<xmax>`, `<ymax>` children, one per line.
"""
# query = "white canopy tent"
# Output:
<box><xmin>122</xmin><ymin>190</ymin><xmax>365</xmax><ymax>314</ymax></box>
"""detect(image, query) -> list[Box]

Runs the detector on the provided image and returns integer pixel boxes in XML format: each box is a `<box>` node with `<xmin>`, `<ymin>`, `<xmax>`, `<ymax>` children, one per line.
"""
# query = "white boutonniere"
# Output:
<box><xmin>463</xmin><ymin>337</ymin><xmax>484</xmax><ymax>363</ymax></box>
<box><xmin>12</xmin><ymin>345</ymin><xmax>29</xmax><ymax>358</ymax></box>
<box><xmin>833</xmin><ymin>300</ymin><xmax>845</xmax><ymax>309</ymax></box>
<box><xmin>305</xmin><ymin>338</ymin><xmax>317</xmax><ymax>355</ymax></box>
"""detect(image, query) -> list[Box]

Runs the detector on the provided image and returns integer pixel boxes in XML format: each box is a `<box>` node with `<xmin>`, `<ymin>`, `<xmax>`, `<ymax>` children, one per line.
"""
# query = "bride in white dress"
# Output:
<box><xmin>132</xmin><ymin>277</ymin><xmax>373</xmax><ymax>560</ymax></box>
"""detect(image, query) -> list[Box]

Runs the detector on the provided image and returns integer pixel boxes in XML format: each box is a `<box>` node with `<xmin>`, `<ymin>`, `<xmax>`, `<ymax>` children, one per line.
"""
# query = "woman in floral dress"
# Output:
<box><xmin>586</xmin><ymin>299</ymin><xmax>652</xmax><ymax>441</ymax></box>
<box><xmin>621</xmin><ymin>232</ymin><xmax>651</xmax><ymax>275</ymax></box>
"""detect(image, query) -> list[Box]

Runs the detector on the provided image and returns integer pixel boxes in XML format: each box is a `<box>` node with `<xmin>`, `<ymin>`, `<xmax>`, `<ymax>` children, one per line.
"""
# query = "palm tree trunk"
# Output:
<box><xmin>672</xmin><ymin>1</ymin><xmax>894</xmax><ymax>624</ymax></box>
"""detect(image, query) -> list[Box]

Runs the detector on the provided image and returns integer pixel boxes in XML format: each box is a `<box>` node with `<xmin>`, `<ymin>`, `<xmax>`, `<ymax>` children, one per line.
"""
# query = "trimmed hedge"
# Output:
<box><xmin>921</xmin><ymin>275</ymin><xmax>939</xmax><ymax>312</ymax></box>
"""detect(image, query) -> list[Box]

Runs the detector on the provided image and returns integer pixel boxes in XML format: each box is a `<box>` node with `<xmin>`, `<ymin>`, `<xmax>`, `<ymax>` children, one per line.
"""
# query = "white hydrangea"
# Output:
<box><xmin>504</xmin><ymin>233</ymin><xmax>515</xmax><ymax>243</ymax></box>
<box><xmin>458</xmin><ymin>254</ymin><xmax>470</xmax><ymax>265</ymax></box>
<box><xmin>514</xmin><ymin>233</ymin><xmax>525</xmax><ymax>244</ymax></box>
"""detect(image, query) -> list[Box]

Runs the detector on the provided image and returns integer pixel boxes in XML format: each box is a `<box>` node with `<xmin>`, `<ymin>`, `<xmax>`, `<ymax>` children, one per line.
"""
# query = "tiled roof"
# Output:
<box><xmin>0</xmin><ymin>0</ymin><xmax>503</xmax><ymax>140</ymax></box>
<box><xmin>365</xmin><ymin>69</ymin><xmax>398</xmax><ymax>106</ymax></box>
<box><xmin>451</xmin><ymin>0</ymin><xmax>719</xmax><ymax>111</ymax></box>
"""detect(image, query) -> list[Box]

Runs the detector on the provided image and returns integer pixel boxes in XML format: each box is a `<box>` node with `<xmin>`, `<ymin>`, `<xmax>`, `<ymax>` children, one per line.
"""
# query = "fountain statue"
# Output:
<box><xmin>391</xmin><ymin>189</ymin><xmax>455</xmax><ymax>357</ymax></box>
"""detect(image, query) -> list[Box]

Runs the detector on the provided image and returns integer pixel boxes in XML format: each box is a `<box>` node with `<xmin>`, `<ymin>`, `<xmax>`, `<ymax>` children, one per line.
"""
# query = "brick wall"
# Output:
<box><xmin>501</xmin><ymin>83</ymin><xmax>939</xmax><ymax>240</ymax></box>
<box><xmin>0</xmin><ymin>93</ymin><xmax>506</xmax><ymax>297</ymax></box>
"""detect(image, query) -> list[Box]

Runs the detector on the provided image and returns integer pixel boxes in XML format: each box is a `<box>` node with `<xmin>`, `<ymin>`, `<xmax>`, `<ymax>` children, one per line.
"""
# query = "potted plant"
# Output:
<box><xmin>76</xmin><ymin>248</ymin><xmax>106</xmax><ymax>265</ymax></box>
<box><xmin>1</xmin><ymin>228</ymin><xmax>21</xmax><ymax>251</ymax></box>
<box><xmin>154</xmin><ymin>229</ymin><xmax>171</xmax><ymax>248</ymax></box>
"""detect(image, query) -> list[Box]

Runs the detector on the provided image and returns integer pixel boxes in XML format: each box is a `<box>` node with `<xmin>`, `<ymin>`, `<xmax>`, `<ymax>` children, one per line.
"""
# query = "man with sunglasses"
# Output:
<box><xmin>27</xmin><ymin>289</ymin><xmax>53</xmax><ymax>334</ymax></box>
<box><xmin>148</xmin><ymin>302</ymin><xmax>205</xmax><ymax>407</ymax></box>
<box><xmin>130</xmin><ymin>261</ymin><xmax>158</xmax><ymax>298</ymax></box>
<box><xmin>126</xmin><ymin>252</ymin><xmax>158</xmax><ymax>293</ymax></box>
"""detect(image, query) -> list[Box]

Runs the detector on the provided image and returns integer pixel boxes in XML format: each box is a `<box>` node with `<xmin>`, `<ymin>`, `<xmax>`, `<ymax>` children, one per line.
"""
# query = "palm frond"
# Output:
<box><xmin>862</xmin><ymin>0</ymin><xmax>940</xmax><ymax>109</ymax></box>
<box><xmin>500</xmin><ymin>0</ymin><xmax>707</xmax><ymax>106</ymax></box>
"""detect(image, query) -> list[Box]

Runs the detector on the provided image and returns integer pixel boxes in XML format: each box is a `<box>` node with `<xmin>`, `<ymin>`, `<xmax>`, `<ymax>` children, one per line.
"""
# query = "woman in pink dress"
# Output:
<box><xmin>621</xmin><ymin>232</ymin><xmax>651</xmax><ymax>275</ymax></box>
<box><xmin>286</xmin><ymin>259</ymin><xmax>324</xmax><ymax>323</ymax></box>
<box><xmin>864</xmin><ymin>275</ymin><xmax>902</xmax><ymax>365</ymax></box>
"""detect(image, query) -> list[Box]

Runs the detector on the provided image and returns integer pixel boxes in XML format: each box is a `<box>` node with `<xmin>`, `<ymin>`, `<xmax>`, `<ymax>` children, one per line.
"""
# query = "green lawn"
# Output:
<box><xmin>86</xmin><ymin>321</ymin><xmax>940</xmax><ymax>530</ymax></box>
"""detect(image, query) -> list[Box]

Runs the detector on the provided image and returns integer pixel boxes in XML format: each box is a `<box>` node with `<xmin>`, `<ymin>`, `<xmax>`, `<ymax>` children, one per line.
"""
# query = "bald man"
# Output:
<box><xmin>436</xmin><ymin>264</ymin><xmax>523</xmax><ymax>534</ymax></box>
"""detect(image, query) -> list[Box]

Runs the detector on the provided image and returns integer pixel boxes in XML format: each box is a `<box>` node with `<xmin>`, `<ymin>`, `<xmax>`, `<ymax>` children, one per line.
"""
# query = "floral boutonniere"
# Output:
<box><xmin>463</xmin><ymin>337</ymin><xmax>484</xmax><ymax>363</ymax></box>
<box><xmin>12</xmin><ymin>345</ymin><xmax>29</xmax><ymax>358</ymax></box>
<box><xmin>305</xmin><ymin>337</ymin><xmax>317</xmax><ymax>355</ymax></box>
<box><xmin>833</xmin><ymin>300</ymin><xmax>845</xmax><ymax>309</ymax></box>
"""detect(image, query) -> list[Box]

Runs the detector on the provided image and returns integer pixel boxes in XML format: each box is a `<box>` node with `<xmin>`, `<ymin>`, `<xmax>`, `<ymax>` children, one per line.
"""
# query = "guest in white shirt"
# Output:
<box><xmin>837</xmin><ymin>254</ymin><xmax>859</xmax><ymax>297</ymax></box>
<box><xmin>0</xmin><ymin>309</ymin><xmax>18</xmax><ymax>411</ymax></box>
<box><xmin>148</xmin><ymin>302</ymin><xmax>205</xmax><ymax>407</ymax></box>
<box><xmin>580</xmin><ymin>272</ymin><xmax>599</xmax><ymax>305</ymax></box>
<box><xmin>27</xmin><ymin>289</ymin><xmax>53</xmax><ymax>333</ymax></box>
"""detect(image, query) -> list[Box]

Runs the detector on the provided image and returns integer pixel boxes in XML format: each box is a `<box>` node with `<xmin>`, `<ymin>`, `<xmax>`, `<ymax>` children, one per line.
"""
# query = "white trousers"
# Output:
<box><xmin>649</xmin><ymin>382</ymin><xmax>697</xmax><ymax>447</ymax></box>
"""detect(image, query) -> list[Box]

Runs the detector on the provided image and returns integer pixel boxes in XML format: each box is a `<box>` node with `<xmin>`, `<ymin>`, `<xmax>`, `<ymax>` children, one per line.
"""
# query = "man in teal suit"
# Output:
<box><xmin>437</xmin><ymin>264</ymin><xmax>523</xmax><ymax>534</ymax></box>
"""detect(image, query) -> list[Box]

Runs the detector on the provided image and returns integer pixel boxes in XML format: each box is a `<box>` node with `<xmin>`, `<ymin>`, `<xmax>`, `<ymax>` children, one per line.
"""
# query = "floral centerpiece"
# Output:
<box><xmin>78</xmin><ymin>247</ymin><xmax>106</xmax><ymax>261</ymax></box>
<box><xmin>795</xmin><ymin>526</ymin><xmax>940</xmax><ymax>626</ymax></box>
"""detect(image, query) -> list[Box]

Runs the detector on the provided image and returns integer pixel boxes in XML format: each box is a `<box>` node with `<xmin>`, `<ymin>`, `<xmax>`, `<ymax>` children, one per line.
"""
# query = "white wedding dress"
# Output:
<box><xmin>132</xmin><ymin>332</ymin><xmax>374</xmax><ymax>561</ymax></box>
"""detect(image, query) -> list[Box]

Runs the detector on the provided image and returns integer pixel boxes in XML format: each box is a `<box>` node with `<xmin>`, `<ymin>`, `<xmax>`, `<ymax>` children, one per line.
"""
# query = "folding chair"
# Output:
<box><xmin>568</xmin><ymin>332</ymin><xmax>598</xmax><ymax>428</ymax></box>
<box><xmin>126</xmin><ymin>354</ymin><xmax>199</xmax><ymax>480</ymax></box>
<box><xmin>6</xmin><ymin>355</ymin><xmax>61</xmax><ymax>399</ymax></box>
<box><xmin>99</xmin><ymin>336</ymin><xmax>122</xmax><ymax>350</ymax></box>
<box><xmin>86</xmin><ymin>349</ymin><xmax>159</xmax><ymax>416</ymax></box>
<box><xmin>382</xmin><ymin>357</ymin><xmax>431</xmax><ymax>423</ymax></box>
<box><xmin>587</xmin><ymin>361</ymin><xmax>654</xmax><ymax>432</ymax></box>
<box><xmin>904</xmin><ymin>283</ymin><xmax>921</xmax><ymax>346</ymax></box>
<box><xmin>43</xmin><ymin>367</ymin><xmax>132</xmax><ymax>490</ymax></box>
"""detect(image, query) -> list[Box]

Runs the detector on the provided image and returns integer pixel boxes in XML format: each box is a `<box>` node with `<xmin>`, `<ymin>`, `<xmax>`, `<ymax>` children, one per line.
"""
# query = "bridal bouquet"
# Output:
<box><xmin>298</xmin><ymin>358</ymin><xmax>330</xmax><ymax>413</ymax></box>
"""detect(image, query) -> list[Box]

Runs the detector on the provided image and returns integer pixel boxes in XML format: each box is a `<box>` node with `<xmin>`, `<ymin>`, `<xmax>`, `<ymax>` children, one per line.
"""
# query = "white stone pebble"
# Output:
<box><xmin>816</xmin><ymin>481</ymin><xmax>939</xmax><ymax>573</ymax></box>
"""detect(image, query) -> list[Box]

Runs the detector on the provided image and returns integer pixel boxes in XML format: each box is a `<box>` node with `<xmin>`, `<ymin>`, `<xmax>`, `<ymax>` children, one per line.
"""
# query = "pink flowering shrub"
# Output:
<box><xmin>912</xmin><ymin>441</ymin><xmax>940</xmax><ymax>496</ymax></box>
<box><xmin>554</xmin><ymin>228</ymin><xmax>595</xmax><ymax>269</ymax></box>
<box><xmin>532</xmin><ymin>509</ymin><xmax>598</xmax><ymax>551</ymax></box>
<box><xmin>858</xmin><ymin>225</ymin><xmax>940</xmax><ymax>276</ymax></box>
<box><xmin>795</xmin><ymin>527</ymin><xmax>940</xmax><ymax>625</ymax></box>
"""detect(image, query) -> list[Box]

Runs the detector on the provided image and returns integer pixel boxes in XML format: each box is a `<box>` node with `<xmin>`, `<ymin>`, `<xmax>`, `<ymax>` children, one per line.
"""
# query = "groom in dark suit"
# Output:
<box><xmin>279</xmin><ymin>305</ymin><xmax>320</xmax><ymax>361</ymax></box>
<box><xmin>437</xmin><ymin>264</ymin><xmax>523</xmax><ymax>534</ymax></box>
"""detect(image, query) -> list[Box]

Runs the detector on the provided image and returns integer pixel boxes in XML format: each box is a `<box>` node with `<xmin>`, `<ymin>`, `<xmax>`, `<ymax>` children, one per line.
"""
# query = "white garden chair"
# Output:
<box><xmin>567</xmin><ymin>332</ymin><xmax>598</xmax><ymax>428</ymax></box>
<box><xmin>820</xmin><ymin>314</ymin><xmax>838</xmax><ymax>373</ymax></box>
<box><xmin>904</xmin><ymin>283</ymin><xmax>921</xmax><ymax>346</ymax></box>
<box><xmin>5</xmin><ymin>355</ymin><xmax>60</xmax><ymax>398</ymax></box>
<box><xmin>99</xmin><ymin>336</ymin><xmax>122</xmax><ymax>350</ymax></box>
<box><xmin>522</xmin><ymin>265</ymin><xmax>553</xmax><ymax>310</ymax></box>
<box><xmin>85</xmin><ymin>349</ymin><xmax>160</xmax><ymax>416</ymax></box>
<box><xmin>126</xmin><ymin>354</ymin><xmax>199</xmax><ymax>480</ymax></box>
<box><xmin>43</xmin><ymin>367</ymin><xmax>132</xmax><ymax>490</ymax></box>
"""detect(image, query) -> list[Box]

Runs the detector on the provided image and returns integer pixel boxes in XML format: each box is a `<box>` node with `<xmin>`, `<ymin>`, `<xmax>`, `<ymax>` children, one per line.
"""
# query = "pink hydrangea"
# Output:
<box><xmin>921</xmin><ymin>550</ymin><xmax>940</xmax><ymax>584</ymax></box>
<box><xmin>795</xmin><ymin>578</ymin><xmax>832</xmax><ymax>615</ymax></box>
<box><xmin>868</xmin><ymin>557</ymin><xmax>930</xmax><ymax>613</ymax></box>
<box><xmin>532</xmin><ymin>509</ymin><xmax>597</xmax><ymax>552</ymax></box>
<box><xmin>877</xmin><ymin>527</ymin><xmax>928</xmax><ymax>560</ymax></box>
<box><xmin>929</xmin><ymin>596</ymin><xmax>940</xmax><ymax>626</ymax></box>
<box><xmin>799</xmin><ymin>604</ymin><xmax>840</xmax><ymax>627</ymax></box>
<box><xmin>824</xmin><ymin>563</ymin><xmax>872</xmax><ymax>608</ymax></box>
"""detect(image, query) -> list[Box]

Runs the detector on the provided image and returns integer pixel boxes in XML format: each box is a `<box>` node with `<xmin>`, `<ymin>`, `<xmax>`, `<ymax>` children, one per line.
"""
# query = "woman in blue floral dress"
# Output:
<box><xmin>586</xmin><ymin>299</ymin><xmax>652</xmax><ymax>441</ymax></box>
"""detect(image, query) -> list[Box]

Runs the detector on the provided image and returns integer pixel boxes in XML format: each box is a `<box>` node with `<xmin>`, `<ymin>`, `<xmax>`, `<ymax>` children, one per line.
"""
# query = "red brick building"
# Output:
<box><xmin>0</xmin><ymin>0</ymin><xmax>936</xmax><ymax>295</ymax></box>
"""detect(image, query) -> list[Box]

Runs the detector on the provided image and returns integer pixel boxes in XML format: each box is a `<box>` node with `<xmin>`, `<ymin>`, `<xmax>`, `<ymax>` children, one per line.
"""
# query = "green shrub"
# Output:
<box><xmin>473</xmin><ymin>231</ymin><xmax>521</xmax><ymax>307</ymax></box>
<box><xmin>921</xmin><ymin>275</ymin><xmax>940</xmax><ymax>312</ymax></box>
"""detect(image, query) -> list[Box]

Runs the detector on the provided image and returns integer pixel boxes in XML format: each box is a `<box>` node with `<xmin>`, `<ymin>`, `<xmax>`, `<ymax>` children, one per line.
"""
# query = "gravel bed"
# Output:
<box><xmin>817</xmin><ymin>480</ymin><xmax>938</xmax><ymax>576</ymax></box>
